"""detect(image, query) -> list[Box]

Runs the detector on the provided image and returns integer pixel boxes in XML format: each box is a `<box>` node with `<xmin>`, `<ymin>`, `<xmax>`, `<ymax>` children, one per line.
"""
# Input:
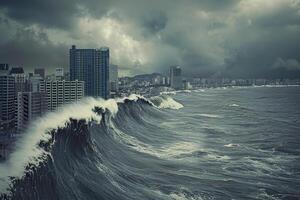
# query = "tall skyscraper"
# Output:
<box><xmin>34</xmin><ymin>68</ymin><xmax>45</xmax><ymax>79</ymax></box>
<box><xmin>17</xmin><ymin>92</ymin><xmax>47</xmax><ymax>131</ymax></box>
<box><xmin>0</xmin><ymin>72</ymin><xmax>16</xmax><ymax>133</ymax></box>
<box><xmin>170</xmin><ymin>66</ymin><xmax>182</xmax><ymax>90</ymax></box>
<box><xmin>99</xmin><ymin>47</ymin><xmax>110</xmax><ymax>99</ymax></box>
<box><xmin>69</xmin><ymin>45</ymin><xmax>110</xmax><ymax>99</ymax></box>
<box><xmin>39</xmin><ymin>80</ymin><xmax>85</xmax><ymax>111</ymax></box>
<box><xmin>109</xmin><ymin>64</ymin><xmax>118</xmax><ymax>94</ymax></box>
<box><xmin>0</xmin><ymin>64</ymin><xmax>12</xmax><ymax>159</ymax></box>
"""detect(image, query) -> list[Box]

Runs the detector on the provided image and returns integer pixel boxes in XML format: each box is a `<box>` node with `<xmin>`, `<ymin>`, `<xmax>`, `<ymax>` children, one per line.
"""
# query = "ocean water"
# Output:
<box><xmin>0</xmin><ymin>86</ymin><xmax>300</xmax><ymax>200</ymax></box>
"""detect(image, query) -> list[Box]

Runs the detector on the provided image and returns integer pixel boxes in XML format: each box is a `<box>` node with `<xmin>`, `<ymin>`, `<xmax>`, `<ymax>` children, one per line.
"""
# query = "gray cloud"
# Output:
<box><xmin>0</xmin><ymin>0</ymin><xmax>82</xmax><ymax>29</ymax></box>
<box><xmin>0</xmin><ymin>18</ymin><xmax>68</xmax><ymax>72</ymax></box>
<box><xmin>0</xmin><ymin>0</ymin><xmax>299</xmax><ymax>78</ymax></box>
<box><xmin>273</xmin><ymin>58</ymin><xmax>300</xmax><ymax>71</ymax></box>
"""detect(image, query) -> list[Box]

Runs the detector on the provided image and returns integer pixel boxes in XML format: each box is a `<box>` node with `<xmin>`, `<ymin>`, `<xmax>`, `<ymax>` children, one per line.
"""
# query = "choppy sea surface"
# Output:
<box><xmin>0</xmin><ymin>86</ymin><xmax>300</xmax><ymax>200</ymax></box>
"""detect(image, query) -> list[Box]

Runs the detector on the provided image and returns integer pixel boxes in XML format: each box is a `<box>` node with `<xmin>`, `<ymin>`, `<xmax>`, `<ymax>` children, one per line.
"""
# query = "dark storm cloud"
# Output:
<box><xmin>142</xmin><ymin>11</ymin><xmax>168</xmax><ymax>35</ymax></box>
<box><xmin>0</xmin><ymin>0</ymin><xmax>300</xmax><ymax>77</ymax></box>
<box><xmin>190</xmin><ymin>0</ymin><xmax>240</xmax><ymax>10</ymax></box>
<box><xmin>224</xmin><ymin>25</ymin><xmax>300</xmax><ymax>76</ymax></box>
<box><xmin>0</xmin><ymin>20</ymin><xmax>68</xmax><ymax>72</ymax></box>
<box><xmin>0</xmin><ymin>0</ymin><xmax>82</xmax><ymax>29</ymax></box>
<box><xmin>222</xmin><ymin>1</ymin><xmax>300</xmax><ymax>78</ymax></box>
<box><xmin>254</xmin><ymin>2</ymin><xmax>300</xmax><ymax>28</ymax></box>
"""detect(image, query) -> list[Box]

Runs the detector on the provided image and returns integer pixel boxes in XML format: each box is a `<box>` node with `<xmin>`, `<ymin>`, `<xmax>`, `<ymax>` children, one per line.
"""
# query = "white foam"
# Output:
<box><xmin>150</xmin><ymin>96</ymin><xmax>184</xmax><ymax>110</ymax></box>
<box><xmin>229</xmin><ymin>104</ymin><xmax>240</xmax><ymax>107</ymax></box>
<box><xmin>160</xmin><ymin>91</ymin><xmax>176</xmax><ymax>95</ymax></box>
<box><xmin>0</xmin><ymin>94</ymin><xmax>183</xmax><ymax>191</ymax></box>
<box><xmin>152</xmin><ymin>189</ymin><xmax>205</xmax><ymax>200</ymax></box>
<box><xmin>162</xmin><ymin>142</ymin><xmax>200</xmax><ymax>158</ymax></box>
<box><xmin>195</xmin><ymin>89</ymin><xmax>205</xmax><ymax>92</ymax></box>
<box><xmin>224</xmin><ymin>143</ymin><xmax>239</xmax><ymax>148</ymax></box>
<box><xmin>117</xmin><ymin>93</ymin><xmax>155</xmax><ymax>106</ymax></box>
<box><xmin>159</xmin><ymin>97</ymin><xmax>183</xmax><ymax>110</ymax></box>
<box><xmin>111</xmin><ymin>124</ymin><xmax>201</xmax><ymax>160</ymax></box>
<box><xmin>177</xmin><ymin>90</ymin><xmax>192</xmax><ymax>93</ymax></box>
<box><xmin>196</xmin><ymin>114</ymin><xmax>222</xmax><ymax>118</ymax></box>
<box><xmin>169</xmin><ymin>192</ymin><xmax>204</xmax><ymax>200</ymax></box>
<box><xmin>0</xmin><ymin>97</ymin><xmax>120</xmax><ymax>191</ymax></box>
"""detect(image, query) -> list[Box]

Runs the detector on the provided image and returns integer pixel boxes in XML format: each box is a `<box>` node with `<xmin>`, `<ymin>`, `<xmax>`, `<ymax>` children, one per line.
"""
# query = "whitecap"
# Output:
<box><xmin>152</xmin><ymin>189</ymin><xmax>205</xmax><ymax>200</ymax></box>
<box><xmin>150</xmin><ymin>96</ymin><xmax>184</xmax><ymax>110</ymax></box>
<box><xmin>160</xmin><ymin>91</ymin><xmax>177</xmax><ymax>95</ymax></box>
<box><xmin>195</xmin><ymin>89</ymin><xmax>205</xmax><ymax>92</ymax></box>
<box><xmin>111</xmin><ymin>126</ymin><xmax>201</xmax><ymax>160</ymax></box>
<box><xmin>195</xmin><ymin>114</ymin><xmax>222</xmax><ymax>118</ymax></box>
<box><xmin>162</xmin><ymin>142</ymin><xmax>200</xmax><ymax>158</ymax></box>
<box><xmin>169</xmin><ymin>192</ymin><xmax>204</xmax><ymax>200</ymax></box>
<box><xmin>224</xmin><ymin>143</ymin><xmax>239</xmax><ymax>148</ymax></box>
<box><xmin>229</xmin><ymin>103</ymin><xmax>240</xmax><ymax>107</ymax></box>
<box><xmin>177</xmin><ymin>90</ymin><xmax>192</xmax><ymax>93</ymax></box>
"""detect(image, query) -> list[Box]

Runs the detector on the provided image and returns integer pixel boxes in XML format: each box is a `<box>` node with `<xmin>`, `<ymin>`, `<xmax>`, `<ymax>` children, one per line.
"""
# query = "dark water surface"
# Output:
<box><xmin>1</xmin><ymin>86</ymin><xmax>300</xmax><ymax>200</ymax></box>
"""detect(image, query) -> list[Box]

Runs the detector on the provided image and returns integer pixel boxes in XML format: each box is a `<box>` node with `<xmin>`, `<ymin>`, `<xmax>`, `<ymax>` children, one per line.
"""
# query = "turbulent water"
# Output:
<box><xmin>0</xmin><ymin>86</ymin><xmax>300</xmax><ymax>200</ymax></box>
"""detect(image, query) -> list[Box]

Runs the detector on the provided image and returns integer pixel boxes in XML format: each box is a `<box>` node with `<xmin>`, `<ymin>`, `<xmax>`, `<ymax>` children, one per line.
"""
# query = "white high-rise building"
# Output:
<box><xmin>17</xmin><ymin>92</ymin><xmax>47</xmax><ymax>131</ymax></box>
<box><xmin>39</xmin><ymin>80</ymin><xmax>85</xmax><ymax>111</ymax></box>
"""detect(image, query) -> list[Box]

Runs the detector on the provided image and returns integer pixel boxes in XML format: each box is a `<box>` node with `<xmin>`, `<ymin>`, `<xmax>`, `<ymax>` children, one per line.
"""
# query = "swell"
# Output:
<box><xmin>0</xmin><ymin>95</ymin><xmax>182</xmax><ymax>199</ymax></box>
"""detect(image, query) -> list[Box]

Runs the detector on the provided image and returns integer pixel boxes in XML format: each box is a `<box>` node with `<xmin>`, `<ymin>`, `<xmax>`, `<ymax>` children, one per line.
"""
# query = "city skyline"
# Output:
<box><xmin>0</xmin><ymin>1</ymin><xmax>300</xmax><ymax>78</ymax></box>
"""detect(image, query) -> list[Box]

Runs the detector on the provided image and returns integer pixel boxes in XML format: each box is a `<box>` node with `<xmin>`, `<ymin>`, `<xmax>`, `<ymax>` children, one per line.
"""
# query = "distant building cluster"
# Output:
<box><xmin>118</xmin><ymin>65</ymin><xmax>300</xmax><ymax>97</ymax></box>
<box><xmin>0</xmin><ymin>45</ymin><xmax>119</xmax><ymax>159</ymax></box>
<box><xmin>118</xmin><ymin>66</ymin><xmax>186</xmax><ymax>97</ymax></box>
<box><xmin>119</xmin><ymin>73</ymin><xmax>170</xmax><ymax>96</ymax></box>
<box><xmin>188</xmin><ymin>78</ymin><xmax>300</xmax><ymax>88</ymax></box>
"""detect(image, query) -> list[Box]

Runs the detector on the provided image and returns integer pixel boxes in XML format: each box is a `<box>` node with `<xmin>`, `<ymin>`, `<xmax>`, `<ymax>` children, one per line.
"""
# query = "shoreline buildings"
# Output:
<box><xmin>0</xmin><ymin>64</ymin><xmax>15</xmax><ymax>160</ymax></box>
<box><xmin>39</xmin><ymin>80</ymin><xmax>84</xmax><ymax>111</ymax></box>
<box><xmin>0</xmin><ymin>64</ymin><xmax>16</xmax><ymax>134</ymax></box>
<box><xmin>1</xmin><ymin>44</ymin><xmax>114</xmax><ymax>158</ymax></box>
<box><xmin>35</xmin><ymin>67</ymin><xmax>85</xmax><ymax>112</ymax></box>
<box><xmin>17</xmin><ymin>92</ymin><xmax>47</xmax><ymax>131</ymax></box>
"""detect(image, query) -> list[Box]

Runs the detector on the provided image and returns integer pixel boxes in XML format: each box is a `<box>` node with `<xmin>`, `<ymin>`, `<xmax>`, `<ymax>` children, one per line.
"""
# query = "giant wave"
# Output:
<box><xmin>2</xmin><ymin>86</ymin><xmax>299</xmax><ymax>200</ymax></box>
<box><xmin>0</xmin><ymin>94</ymin><xmax>185</xmax><ymax>200</ymax></box>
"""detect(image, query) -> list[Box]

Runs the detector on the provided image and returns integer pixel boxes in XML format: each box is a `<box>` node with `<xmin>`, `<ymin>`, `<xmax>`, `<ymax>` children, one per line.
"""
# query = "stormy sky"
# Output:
<box><xmin>0</xmin><ymin>0</ymin><xmax>300</xmax><ymax>78</ymax></box>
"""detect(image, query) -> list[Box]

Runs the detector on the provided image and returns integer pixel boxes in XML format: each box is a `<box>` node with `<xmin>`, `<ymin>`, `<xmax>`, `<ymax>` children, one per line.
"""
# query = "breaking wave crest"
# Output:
<box><xmin>150</xmin><ymin>95</ymin><xmax>184</xmax><ymax>110</ymax></box>
<box><xmin>0</xmin><ymin>94</ymin><xmax>186</xmax><ymax>199</ymax></box>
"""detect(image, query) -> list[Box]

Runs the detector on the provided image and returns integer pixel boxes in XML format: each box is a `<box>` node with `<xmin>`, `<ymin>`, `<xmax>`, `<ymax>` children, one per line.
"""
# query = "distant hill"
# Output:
<box><xmin>133</xmin><ymin>73</ymin><xmax>163</xmax><ymax>81</ymax></box>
